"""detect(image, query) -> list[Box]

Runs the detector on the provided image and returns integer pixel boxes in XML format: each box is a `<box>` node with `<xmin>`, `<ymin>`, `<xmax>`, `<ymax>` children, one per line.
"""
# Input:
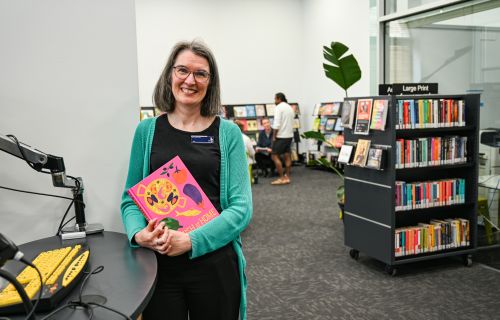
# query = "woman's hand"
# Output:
<box><xmin>134</xmin><ymin>219</ymin><xmax>170</xmax><ymax>253</ymax></box>
<box><xmin>164</xmin><ymin>230</ymin><xmax>192</xmax><ymax>257</ymax></box>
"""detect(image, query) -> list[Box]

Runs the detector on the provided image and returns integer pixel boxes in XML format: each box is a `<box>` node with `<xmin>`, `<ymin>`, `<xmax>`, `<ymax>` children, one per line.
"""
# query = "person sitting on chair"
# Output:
<box><xmin>255</xmin><ymin>117</ymin><xmax>275</xmax><ymax>177</ymax></box>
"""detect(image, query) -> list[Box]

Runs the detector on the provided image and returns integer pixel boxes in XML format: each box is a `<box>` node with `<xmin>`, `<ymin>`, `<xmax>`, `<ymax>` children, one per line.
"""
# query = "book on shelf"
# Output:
<box><xmin>334</xmin><ymin>118</ymin><xmax>344</xmax><ymax>131</ymax></box>
<box><xmin>395</xmin><ymin>218</ymin><xmax>469</xmax><ymax>257</ymax></box>
<box><xmin>233</xmin><ymin>106</ymin><xmax>247</xmax><ymax>118</ymax></box>
<box><xmin>395</xmin><ymin>136</ymin><xmax>467</xmax><ymax>169</ymax></box>
<box><xmin>245</xmin><ymin>105</ymin><xmax>256</xmax><ymax>117</ymax></box>
<box><xmin>246</xmin><ymin>119</ymin><xmax>258</xmax><ymax>131</ymax></box>
<box><xmin>312</xmin><ymin>103</ymin><xmax>321</xmax><ymax>116</ymax></box>
<box><xmin>353</xmin><ymin>98</ymin><xmax>373</xmax><ymax>135</ymax></box>
<box><xmin>338</xmin><ymin>144</ymin><xmax>354</xmax><ymax>164</ymax></box>
<box><xmin>255</xmin><ymin>104</ymin><xmax>266</xmax><ymax>117</ymax></box>
<box><xmin>321</xmin><ymin>102</ymin><xmax>340</xmax><ymax>116</ymax></box>
<box><xmin>127</xmin><ymin>156</ymin><xmax>219</xmax><ymax>233</ymax></box>
<box><xmin>325</xmin><ymin>118</ymin><xmax>336</xmax><ymax>131</ymax></box>
<box><xmin>396</xmin><ymin>98</ymin><xmax>466</xmax><ymax>129</ymax></box>
<box><xmin>140</xmin><ymin>106</ymin><xmax>155</xmax><ymax>121</ymax></box>
<box><xmin>394</xmin><ymin>178</ymin><xmax>465</xmax><ymax>211</ymax></box>
<box><xmin>319</xmin><ymin>117</ymin><xmax>328</xmax><ymax>131</ymax></box>
<box><xmin>313</xmin><ymin>117</ymin><xmax>321</xmax><ymax>131</ymax></box>
<box><xmin>265</xmin><ymin>103</ymin><xmax>276</xmax><ymax>116</ymax></box>
<box><xmin>370</xmin><ymin>99</ymin><xmax>389</xmax><ymax>130</ymax></box>
<box><xmin>341</xmin><ymin>100</ymin><xmax>356</xmax><ymax>129</ymax></box>
<box><xmin>352</xmin><ymin>139</ymin><xmax>371</xmax><ymax>167</ymax></box>
<box><xmin>365</xmin><ymin>148</ymin><xmax>384</xmax><ymax>170</ymax></box>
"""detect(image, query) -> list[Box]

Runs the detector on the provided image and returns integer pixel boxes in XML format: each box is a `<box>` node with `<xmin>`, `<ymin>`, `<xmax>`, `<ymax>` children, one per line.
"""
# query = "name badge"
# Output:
<box><xmin>191</xmin><ymin>135</ymin><xmax>214</xmax><ymax>144</ymax></box>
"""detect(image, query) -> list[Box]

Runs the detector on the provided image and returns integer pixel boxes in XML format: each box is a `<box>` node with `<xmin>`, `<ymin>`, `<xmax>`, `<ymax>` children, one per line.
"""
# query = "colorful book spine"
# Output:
<box><xmin>395</xmin><ymin>218</ymin><xmax>470</xmax><ymax>257</ymax></box>
<box><xmin>395</xmin><ymin>178</ymin><xmax>465</xmax><ymax>211</ymax></box>
<box><xmin>395</xmin><ymin>136</ymin><xmax>467</xmax><ymax>169</ymax></box>
<box><xmin>395</xmin><ymin>98</ymin><xmax>466</xmax><ymax>129</ymax></box>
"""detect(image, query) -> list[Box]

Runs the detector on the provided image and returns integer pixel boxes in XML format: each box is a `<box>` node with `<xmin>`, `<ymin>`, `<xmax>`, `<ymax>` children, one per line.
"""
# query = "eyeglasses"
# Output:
<box><xmin>172</xmin><ymin>66</ymin><xmax>210</xmax><ymax>83</ymax></box>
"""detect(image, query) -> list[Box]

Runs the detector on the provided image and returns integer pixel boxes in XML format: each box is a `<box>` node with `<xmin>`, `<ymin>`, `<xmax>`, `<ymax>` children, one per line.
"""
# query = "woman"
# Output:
<box><xmin>120</xmin><ymin>40</ymin><xmax>252</xmax><ymax>320</ymax></box>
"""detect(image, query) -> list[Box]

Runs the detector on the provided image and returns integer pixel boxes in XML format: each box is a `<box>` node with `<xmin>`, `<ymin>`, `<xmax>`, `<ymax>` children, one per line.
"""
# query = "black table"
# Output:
<box><xmin>2</xmin><ymin>231</ymin><xmax>157</xmax><ymax>319</ymax></box>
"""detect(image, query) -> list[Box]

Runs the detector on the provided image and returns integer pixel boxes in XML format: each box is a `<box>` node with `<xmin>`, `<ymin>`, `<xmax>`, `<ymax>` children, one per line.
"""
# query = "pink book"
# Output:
<box><xmin>127</xmin><ymin>155</ymin><xmax>219</xmax><ymax>233</ymax></box>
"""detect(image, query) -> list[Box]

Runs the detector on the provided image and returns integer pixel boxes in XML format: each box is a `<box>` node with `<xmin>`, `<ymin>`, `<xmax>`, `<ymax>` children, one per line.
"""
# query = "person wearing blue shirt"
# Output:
<box><xmin>255</xmin><ymin>117</ymin><xmax>275</xmax><ymax>177</ymax></box>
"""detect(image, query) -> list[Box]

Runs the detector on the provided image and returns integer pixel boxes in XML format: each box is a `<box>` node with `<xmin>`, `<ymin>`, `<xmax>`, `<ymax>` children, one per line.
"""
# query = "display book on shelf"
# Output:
<box><xmin>341</xmin><ymin>94</ymin><xmax>479</xmax><ymax>275</ymax></box>
<box><xmin>222</xmin><ymin>102</ymin><xmax>301</xmax><ymax>146</ymax></box>
<box><xmin>307</xmin><ymin>102</ymin><xmax>345</xmax><ymax>167</ymax></box>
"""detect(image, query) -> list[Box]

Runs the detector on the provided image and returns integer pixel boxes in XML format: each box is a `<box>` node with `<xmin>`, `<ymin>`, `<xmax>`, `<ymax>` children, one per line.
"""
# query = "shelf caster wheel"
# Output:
<box><xmin>349</xmin><ymin>249</ymin><xmax>359</xmax><ymax>260</ymax></box>
<box><xmin>463</xmin><ymin>254</ymin><xmax>472</xmax><ymax>267</ymax></box>
<box><xmin>385</xmin><ymin>265</ymin><xmax>397</xmax><ymax>276</ymax></box>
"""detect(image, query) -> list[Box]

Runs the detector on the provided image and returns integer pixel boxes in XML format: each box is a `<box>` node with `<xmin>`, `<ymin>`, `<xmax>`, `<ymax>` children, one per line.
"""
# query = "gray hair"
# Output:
<box><xmin>153</xmin><ymin>40</ymin><xmax>221</xmax><ymax>117</ymax></box>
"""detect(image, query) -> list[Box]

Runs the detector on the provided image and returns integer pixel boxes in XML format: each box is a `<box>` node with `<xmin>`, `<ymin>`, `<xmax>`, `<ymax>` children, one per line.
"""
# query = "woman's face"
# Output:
<box><xmin>171</xmin><ymin>50</ymin><xmax>210</xmax><ymax>109</ymax></box>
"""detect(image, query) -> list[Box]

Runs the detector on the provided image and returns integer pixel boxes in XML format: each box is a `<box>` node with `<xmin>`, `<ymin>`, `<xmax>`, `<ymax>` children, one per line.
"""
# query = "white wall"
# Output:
<box><xmin>300</xmin><ymin>0</ymin><xmax>371</xmax><ymax>134</ymax></box>
<box><xmin>136</xmin><ymin>0</ymin><xmax>371</xmax><ymax>138</ymax></box>
<box><xmin>0</xmin><ymin>0</ymin><xmax>139</xmax><ymax>244</ymax></box>
<box><xmin>136</xmin><ymin>0</ymin><xmax>304</xmax><ymax>107</ymax></box>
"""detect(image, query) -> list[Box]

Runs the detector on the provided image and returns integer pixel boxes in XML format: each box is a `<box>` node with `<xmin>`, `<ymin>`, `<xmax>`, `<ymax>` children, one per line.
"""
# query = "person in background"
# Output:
<box><xmin>120</xmin><ymin>40</ymin><xmax>252</xmax><ymax>320</ymax></box>
<box><xmin>255</xmin><ymin>117</ymin><xmax>275</xmax><ymax>177</ymax></box>
<box><xmin>235</xmin><ymin>120</ymin><xmax>256</xmax><ymax>183</ymax></box>
<box><xmin>270</xmin><ymin>92</ymin><xmax>294</xmax><ymax>185</ymax></box>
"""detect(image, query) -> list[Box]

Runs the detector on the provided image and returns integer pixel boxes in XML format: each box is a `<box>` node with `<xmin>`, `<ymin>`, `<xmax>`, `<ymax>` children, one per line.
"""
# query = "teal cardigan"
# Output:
<box><xmin>120</xmin><ymin>116</ymin><xmax>252</xmax><ymax>320</ymax></box>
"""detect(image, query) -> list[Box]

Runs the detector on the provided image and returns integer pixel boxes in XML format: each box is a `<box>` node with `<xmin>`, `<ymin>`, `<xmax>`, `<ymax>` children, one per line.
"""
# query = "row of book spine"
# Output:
<box><xmin>395</xmin><ymin>218</ymin><xmax>470</xmax><ymax>257</ymax></box>
<box><xmin>396</xmin><ymin>99</ymin><xmax>466</xmax><ymax>129</ymax></box>
<box><xmin>395</xmin><ymin>136</ymin><xmax>467</xmax><ymax>168</ymax></box>
<box><xmin>395</xmin><ymin>178</ymin><xmax>465</xmax><ymax>211</ymax></box>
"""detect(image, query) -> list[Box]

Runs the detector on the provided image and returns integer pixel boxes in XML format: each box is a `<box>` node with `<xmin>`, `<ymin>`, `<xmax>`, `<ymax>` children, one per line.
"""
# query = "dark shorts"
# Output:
<box><xmin>272</xmin><ymin>138</ymin><xmax>293</xmax><ymax>155</ymax></box>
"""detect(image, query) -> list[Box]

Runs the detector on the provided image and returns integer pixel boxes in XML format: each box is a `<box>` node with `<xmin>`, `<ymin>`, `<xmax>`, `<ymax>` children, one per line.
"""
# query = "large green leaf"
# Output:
<box><xmin>301</xmin><ymin>130</ymin><xmax>327</xmax><ymax>143</ymax></box>
<box><xmin>323</xmin><ymin>42</ymin><xmax>361</xmax><ymax>94</ymax></box>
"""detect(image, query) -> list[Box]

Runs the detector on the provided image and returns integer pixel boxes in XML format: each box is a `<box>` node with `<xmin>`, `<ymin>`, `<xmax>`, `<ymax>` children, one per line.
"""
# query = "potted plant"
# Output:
<box><xmin>301</xmin><ymin>41</ymin><xmax>362</xmax><ymax>218</ymax></box>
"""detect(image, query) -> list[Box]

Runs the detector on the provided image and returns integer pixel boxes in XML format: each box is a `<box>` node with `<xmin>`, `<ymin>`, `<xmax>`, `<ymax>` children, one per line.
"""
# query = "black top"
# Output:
<box><xmin>151</xmin><ymin>114</ymin><xmax>222</xmax><ymax>214</ymax></box>
<box><xmin>257</xmin><ymin>129</ymin><xmax>273</xmax><ymax>149</ymax></box>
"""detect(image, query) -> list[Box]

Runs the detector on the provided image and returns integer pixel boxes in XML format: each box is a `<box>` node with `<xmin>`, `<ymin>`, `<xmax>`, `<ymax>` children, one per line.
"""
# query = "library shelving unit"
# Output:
<box><xmin>222</xmin><ymin>103</ymin><xmax>302</xmax><ymax>157</ymax></box>
<box><xmin>307</xmin><ymin>102</ymin><xmax>344</xmax><ymax>168</ymax></box>
<box><xmin>343</xmin><ymin>94</ymin><xmax>479</xmax><ymax>275</ymax></box>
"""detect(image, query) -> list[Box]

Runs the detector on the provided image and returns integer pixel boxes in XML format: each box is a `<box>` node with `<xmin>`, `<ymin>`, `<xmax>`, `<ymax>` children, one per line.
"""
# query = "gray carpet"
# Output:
<box><xmin>242</xmin><ymin>166</ymin><xmax>500</xmax><ymax>320</ymax></box>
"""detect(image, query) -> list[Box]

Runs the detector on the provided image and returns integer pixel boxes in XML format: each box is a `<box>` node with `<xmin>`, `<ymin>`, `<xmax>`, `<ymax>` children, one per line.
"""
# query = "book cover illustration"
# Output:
<box><xmin>128</xmin><ymin>156</ymin><xmax>219</xmax><ymax>233</ymax></box>
<box><xmin>325</xmin><ymin>118</ymin><xmax>336</xmax><ymax>131</ymax></box>
<box><xmin>353</xmin><ymin>98</ymin><xmax>373</xmax><ymax>135</ymax></box>
<box><xmin>370</xmin><ymin>99</ymin><xmax>389</xmax><ymax>130</ymax></box>
<box><xmin>338</xmin><ymin>145</ymin><xmax>354</xmax><ymax>164</ymax></box>
<box><xmin>245</xmin><ymin>105</ymin><xmax>256</xmax><ymax>117</ymax></box>
<box><xmin>255</xmin><ymin>104</ymin><xmax>266</xmax><ymax>117</ymax></box>
<box><xmin>246</xmin><ymin>119</ymin><xmax>258</xmax><ymax>131</ymax></box>
<box><xmin>366</xmin><ymin>148</ymin><xmax>384</xmax><ymax>170</ymax></box>
<box><xmin>265</xmin><ymin>103</ymin><xmax>276</xmax><ymax>116</ymax></box>
<box><xmin>334</xmin><ymin>118</ymin><xmax>344</xmax><ymax>131</ymax></box>
<box><xmin>331</xmin><ymin>102</ymin><xmax>341</xmax><ymax>116</ymax></box>
<box><xmin>321</xmin><ymin>103</ymin><xmax>335</xmax><ymax>116</ymax></box>
<box><xmin>341</xmin><ymin>100</ymin><xmax>356</xmax><ymax>129</ymax></box>
<box><xmin>233</xmin><ymin>106</ymin><xmax>247</xmax><ymax>118</ymax></box>
<box><xmin>352</xmin><ymin>139</ymin><xmax>371</xmax><ymax>167</ymax></box>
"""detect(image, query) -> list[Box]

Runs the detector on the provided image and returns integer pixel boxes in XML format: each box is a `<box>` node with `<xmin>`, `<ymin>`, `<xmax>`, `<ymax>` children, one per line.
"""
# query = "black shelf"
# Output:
<box><xmin>396</xmin><ymin>125</ymin><xmax>475</xmax><ymax>138</ymax></box>
<box><xmin>396</xmin><ymin>162</ymin><xmax>472</xmax><ymax>172</ymax></box>
<box><xmin>343</xmin><ymin>94</ymin><xmax>479</xmax><ymax>274</ymax></box>
<box><xmin>393</xmin><ymin>248</ymin><xmax>475</xmax><ymax>265</ymax></box>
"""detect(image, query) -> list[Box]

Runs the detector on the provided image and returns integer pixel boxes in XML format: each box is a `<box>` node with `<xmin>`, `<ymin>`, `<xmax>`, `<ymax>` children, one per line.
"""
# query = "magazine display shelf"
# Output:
<box><xmin>343</xmin><ymin>94</ymin><xmax>479</xmax><ymax>275</ymax></box>
<box><xmin>223</xmin><ymin>102</ymin><xmax>301</xmax><ymax>159</ymax></box>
